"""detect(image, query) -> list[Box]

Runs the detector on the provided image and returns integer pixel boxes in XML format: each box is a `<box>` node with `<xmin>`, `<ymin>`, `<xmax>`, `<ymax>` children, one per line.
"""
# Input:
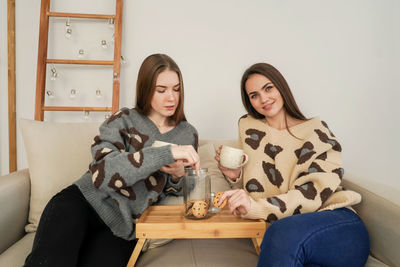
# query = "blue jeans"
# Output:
<box><xmin>258</xmin><ymin>208</ymin><xmax>370</xmax><ymax>267</ymax></box>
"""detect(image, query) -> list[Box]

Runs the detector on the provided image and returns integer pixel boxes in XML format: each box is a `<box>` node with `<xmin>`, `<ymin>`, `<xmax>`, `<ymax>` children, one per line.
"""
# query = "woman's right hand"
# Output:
<box><xmin>215</xmin><ymin>145</ymin><xmax>241</xmax><ymax>182</ymax></box>
<box><xmin>219</xmin><ymin>189</ymin><xmax>251</xmax><ymax>216</ymax></box>
<box><xmin>170</xmin><ymin>145</ymin><xmax>200</xmax><ymax>171</ymax></box>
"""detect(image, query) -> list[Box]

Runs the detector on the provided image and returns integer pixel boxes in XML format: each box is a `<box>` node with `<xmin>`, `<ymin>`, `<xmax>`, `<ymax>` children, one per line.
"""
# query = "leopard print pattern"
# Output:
<box><xmin>144</xmin><ymin>172</ymin><xmax>166</xmax><ymax>194</ymax></box>
<box><xmin>267</xmin><ymin>196</ymin><xmax>287</xmax><ymax>213</ymax></box>
<box><xmin>245</xmin><ymin>129</ymin><xmax>266</xmax><ymax>150</ymax></box>
<box><xmin>320</xmin><ymin>187</ymin><xmax>333</xmax><ymax>203</ymax></box>
<box><xmin>91</xmin><ymin>135</ymin><xmax>101</xmax><ymax>148</ymax></box>
<box><xmin>264</xmin><ymin>143</ymin><xmax>283</xmax><ymax>160</ymax></box>
<box><xmin>316</xmin><ymin>152</ymin><xmax>327</xmax><ymax>160</ymax></box>
<box><xmin>262</xmin><ymin>161</ymin><xmax>284</xmax><ymax>188</ymax></box>
<box><xmin>107</xmin><ymin>108</ymin><xmax>130</xmax><ymax>124</ymax></box>
<box><xmin>89</xmin><ymin>160</ymin><xmax>106</xmax><ymax>188</ymax></box>
<box><xmin>314</xmin><ymin>129</ymin><xmax>342</xmax><ymax>152</ymax></box>
<box><xmin>94</xmin><ymin>147</ymin><xmax>114</xmax><ymax>161</ymax></box>
<box><xmin>266</xmin><ymin>213</ymin><xmax>278</xmax><ymax>223</ymax></box>
<box><xmin>245</xmin><ymin>178</ymin><xmax>265</xmax><ymax>193</ymax></box>
<box><xmin>295</xmin><ymin>142</ymin><xmax>316</xmax><ymax>165</ymax></box>
<box><xmin>128</xmin><ymin>151</ymin><xmax>144</xmax><ymax>168</ymax></box>
<box><xmin>332</xmin><ymin>167</ymin><xmax>344</xmax><ymax>179</ymax></box>
<box><xmin>120</xmin><ymin>127</ymin><xmax>149</xmax><ymax>151</ymax></box>
<box><xmin>113</xmin><ymin>141</ymin><xmax>125</xmax><ymax>152</ymax></box>
<box><xmin>297</xmin><ymin>162</ymin><xmax>326</xmax><ymax>179</ymax></box>
<box><xmin>108</xmin><ymin>173</ymin><xmax>136</xmax><ymax>200</ymax></box>
<box><xmin>321</xmin><ymin>120</ymin><xmax>335</xmax><ymax>137</ymax></box>
<box><xmin>293</xmin><ymin>205</ymin><xmax>302</xmax><ymax>215</ymax></box>
<box><xmin>295</xmin><ymin>182</ymin><xmax>317</xmax><ymax>200</ymax></box>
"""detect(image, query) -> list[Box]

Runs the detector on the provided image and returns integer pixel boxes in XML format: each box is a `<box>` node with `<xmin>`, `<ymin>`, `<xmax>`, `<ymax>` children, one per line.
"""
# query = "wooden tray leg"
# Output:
<box><xmin>126</xmin><ymin>238</ymin><xmax>146</xmax><ymax>267</ymax></box>
<box><xmin>252</xmin><ymin>237</ymin><xmax>263</xmax><ymax>255</ymax></box>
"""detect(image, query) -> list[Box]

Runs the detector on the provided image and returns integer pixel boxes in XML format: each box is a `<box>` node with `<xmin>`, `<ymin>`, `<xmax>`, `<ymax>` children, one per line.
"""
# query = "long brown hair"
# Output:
<box><xmin>135</xmin><ymin>54</ymin><xmax>186</xmax><ymax>125</ymax></box>
<box><xmin>241</xmin><ymin>63</ymin><xmax>307</xmax><ymax>134</ymax></box>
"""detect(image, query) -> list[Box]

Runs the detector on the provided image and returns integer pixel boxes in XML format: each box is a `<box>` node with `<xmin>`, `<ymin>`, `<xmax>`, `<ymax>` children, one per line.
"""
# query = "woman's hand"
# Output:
<box><xmin>170</xmin><ymin>145</ymin><xmax>200</xmax><ymax>171</ymax></box>
<box><xmin>215</xmin><ymin>145</ymin><xmax>242</xmax><ymax>181</ymax></box>
<box><xmin>160</xmin><ymin>160</ymin><xmax>185</xmax><ymax>180</ymax></box>
<box><xmin>219</xmin><ymin>189</ymin><xmax>251</xmax><ymax>216</ymax></box>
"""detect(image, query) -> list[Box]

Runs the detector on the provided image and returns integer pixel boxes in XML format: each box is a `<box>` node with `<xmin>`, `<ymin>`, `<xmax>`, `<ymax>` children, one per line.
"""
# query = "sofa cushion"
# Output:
<box><xmin>199</xmin><ymin>139</ymin><xmax>240</xmax><ymax>149</ymax></box>
<box><xmin>0</xmin><ymin>232</ymin><xmax>35</xmax><ymax>267</ymax></box>
<box><xmin>365</xmin><ymin>256</ymin><xmax>390</xmax><ymax>267</ymax></box>
<box><xmin>0</xmin><ymin>169</ymin><xmax>30</xmax><ymax>254</ymax></box>
<box><xmin>19</xmin><ymin>119</ymin><xmax>101</xmax><ymax>233</ymax></box>
<box><xmin>343</xmin><ymin>178</ymin><xmax>400</xmax><ymax>267</ymax></box>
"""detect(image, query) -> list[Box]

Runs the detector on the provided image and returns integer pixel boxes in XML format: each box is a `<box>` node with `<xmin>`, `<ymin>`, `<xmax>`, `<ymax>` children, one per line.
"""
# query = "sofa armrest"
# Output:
<box><xmin>342</xmin><ymin>178</ymin><xmax>400</xmax><ymax>267</ymax></box>
<box><xmin>0</xmin><ymin>169</ymin><xmax>30</xmax><ymax>254</ymax></box>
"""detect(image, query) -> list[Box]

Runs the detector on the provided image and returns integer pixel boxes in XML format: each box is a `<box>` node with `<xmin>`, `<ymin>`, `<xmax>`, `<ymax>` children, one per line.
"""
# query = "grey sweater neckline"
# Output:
<box><xmin>140</xmin><ymin>112</ymin><xmax>186</xmax><ymax>139</ymax></box>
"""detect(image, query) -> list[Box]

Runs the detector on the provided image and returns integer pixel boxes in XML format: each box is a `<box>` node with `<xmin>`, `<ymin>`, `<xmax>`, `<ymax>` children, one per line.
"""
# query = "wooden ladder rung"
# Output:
<box><xmin>35</xmin><ymin>0</ymin><xmax>122</xmax><ymax>121</ymax></box>
<box><xmin>43</xmin><ymin>106</ymin><xmax>112</xmax><ymax>112</ymax></box>
<box><xmin>48</xmin><ymin>12</ymin><xmax>115</xmax><ymax>20</ymax></box>
<box><xmin>46</xmin><ymin>59</ymin><xmax>114</xmax><ymax>65</ymax></box>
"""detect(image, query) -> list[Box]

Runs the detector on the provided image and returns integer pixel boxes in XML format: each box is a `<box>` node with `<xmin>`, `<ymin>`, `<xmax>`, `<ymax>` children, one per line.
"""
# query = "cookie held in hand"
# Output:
<box><xmin>213</xmin><ymin>192</ymin><xmax>227</xmax><ymax>209</ymax></box>
<box><xmin>192</xmin><ymin>200</ymin><xmax>209</xmax><ymax>218</ymax></box>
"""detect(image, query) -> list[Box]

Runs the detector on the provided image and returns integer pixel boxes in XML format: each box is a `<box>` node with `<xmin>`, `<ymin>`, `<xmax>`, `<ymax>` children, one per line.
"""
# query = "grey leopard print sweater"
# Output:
<box><xmin>75</xmin><ymin>108</ymin><xmax>198</xmax><ymax>240</ymax></box>
<box><xmin>237</xmin><ymin>115</ymin><xmax>361</xmax><ymax>223</ymax></box>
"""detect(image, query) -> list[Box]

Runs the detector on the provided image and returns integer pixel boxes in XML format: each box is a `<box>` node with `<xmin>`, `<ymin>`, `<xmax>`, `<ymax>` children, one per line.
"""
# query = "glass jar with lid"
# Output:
<box><xmin>183</xmin><ymin>167</ymin><xmax>211</xmax><ymax>219</ymax></box>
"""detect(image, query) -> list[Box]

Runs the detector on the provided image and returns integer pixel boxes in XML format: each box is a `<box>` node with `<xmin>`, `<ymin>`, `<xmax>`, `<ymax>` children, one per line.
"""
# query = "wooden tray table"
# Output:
<box><xmin>127</xmin><ymin>205</ymin><xmax>266</xmax><ymax>267</ymax></box>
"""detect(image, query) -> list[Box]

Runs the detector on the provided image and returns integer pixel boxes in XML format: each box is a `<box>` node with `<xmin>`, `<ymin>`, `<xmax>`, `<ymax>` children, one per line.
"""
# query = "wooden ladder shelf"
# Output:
<box><xmin>34</xmin><ymin>0</ymin><xmax>123</xmax><ymax>121</ymax></box>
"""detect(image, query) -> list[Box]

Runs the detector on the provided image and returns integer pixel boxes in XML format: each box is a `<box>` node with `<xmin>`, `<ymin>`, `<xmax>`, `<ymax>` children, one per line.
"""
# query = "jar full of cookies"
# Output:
<box><xmin>183</xmin><ymin>167</ymin><xmax>211</xmax><ymax>219</ymax></box>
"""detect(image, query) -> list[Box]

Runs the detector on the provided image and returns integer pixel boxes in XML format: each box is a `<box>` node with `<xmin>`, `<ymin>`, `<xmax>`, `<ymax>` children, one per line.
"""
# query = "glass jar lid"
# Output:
<box><xmin>184</xmin><ymin>167</ymin><xmax>208</xmax><ymax>176</ymax></box>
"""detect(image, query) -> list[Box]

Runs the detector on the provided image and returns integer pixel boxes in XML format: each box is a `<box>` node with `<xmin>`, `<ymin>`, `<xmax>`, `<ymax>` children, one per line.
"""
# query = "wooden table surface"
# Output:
<box><xmin>127</xmin><ymin>205</ymin><xmax>266</xmax><ymax>267</ymax></box>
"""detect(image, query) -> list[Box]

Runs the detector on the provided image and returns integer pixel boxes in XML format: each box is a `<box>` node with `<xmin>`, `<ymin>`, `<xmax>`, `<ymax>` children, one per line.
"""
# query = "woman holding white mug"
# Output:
<box><xmin>215</xmin><ymin>63</ymin><xmax>369</xmax><ymax>266</ymax></box>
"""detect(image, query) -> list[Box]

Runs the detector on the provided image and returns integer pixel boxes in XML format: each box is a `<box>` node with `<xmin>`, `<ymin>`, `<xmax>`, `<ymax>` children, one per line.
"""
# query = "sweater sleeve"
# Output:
<box><xmin>243</xmin><ymin>141</ymin><xmax>344</xmax><ymax>222</ymax></box>
<box><xmin>162</xmin><ymin>129</ymin><xmax>199</xmax><ymax>196</ymax></box>
<box><xmin>224</xmin><ymin>171</ymin><xmax>244</xmax><ymax>189</ymax></box>
<box><xmin>89</xmin><ymin>113</ymin><xmax>175</xmax><ymax>192</ymax></box>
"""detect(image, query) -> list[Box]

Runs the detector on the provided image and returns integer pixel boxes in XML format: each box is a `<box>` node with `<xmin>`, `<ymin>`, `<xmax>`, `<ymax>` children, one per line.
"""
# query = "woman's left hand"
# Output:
<box><xmin>219</xmin><ymin>189</ymin><xmax>251</xmax><ymax>216</ymax></box>
<box><xmin>160</xmin><ymin>160</ymin><xmax>185</xmax><ymax>180</ymax></box>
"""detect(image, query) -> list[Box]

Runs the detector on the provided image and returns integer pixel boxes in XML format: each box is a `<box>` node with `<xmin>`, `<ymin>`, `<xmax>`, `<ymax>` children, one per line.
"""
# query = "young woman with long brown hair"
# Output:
<box><xmin>24</xmin><ymin>54</ymin><xmax>200</xmax><ymax>267</ymax></box>
<box><xmin>216</xmin><ymin>63</ymin><xmax>370</xmax><ymax>266</ymax></box>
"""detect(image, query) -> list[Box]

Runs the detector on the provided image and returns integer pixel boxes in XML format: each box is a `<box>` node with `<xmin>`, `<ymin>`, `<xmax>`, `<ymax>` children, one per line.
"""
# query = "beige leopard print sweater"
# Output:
<box><xmin>237</xmin><ymin>115</ymin><xmax>361</xmax><ymax>223</ymax></box>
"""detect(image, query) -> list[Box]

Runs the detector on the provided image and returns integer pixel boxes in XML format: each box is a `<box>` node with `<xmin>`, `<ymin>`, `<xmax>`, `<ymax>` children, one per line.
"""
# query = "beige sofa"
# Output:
<box><xmin>0</xmin><ymin>119</ymin><xmax>398</xmax><ymax>267</ymax></box>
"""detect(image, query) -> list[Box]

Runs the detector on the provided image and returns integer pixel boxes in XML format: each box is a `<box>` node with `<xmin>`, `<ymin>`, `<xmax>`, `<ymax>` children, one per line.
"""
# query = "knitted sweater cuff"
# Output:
<box><xmin>225</xmin><ymin>170</ymin><xmax>243</xmax><ymax>189</ymax></box>
<box><xmin>153</xmin><ymin>145</ymin><xmax>175</xmax><ymax>166</ymax></box>
<box><xmin>241</xmin><ymin>197</ymin><xmax>267</xmax><ymax>220</ymax></box>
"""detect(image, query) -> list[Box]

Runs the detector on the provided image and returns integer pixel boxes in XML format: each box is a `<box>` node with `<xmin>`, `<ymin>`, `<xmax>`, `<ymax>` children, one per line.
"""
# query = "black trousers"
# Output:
<box><xmin>24</xmin><ymin>185</ymin><xmax>137</xmax><ymax>267</ymax></box>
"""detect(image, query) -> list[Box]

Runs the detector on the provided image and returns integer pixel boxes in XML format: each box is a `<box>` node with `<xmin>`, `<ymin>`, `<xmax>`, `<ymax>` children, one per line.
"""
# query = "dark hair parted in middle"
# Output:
<box><xmin>135</xmin><ymin>54</ymin><xmax>186</xmax><ymax>125</ymax></box>
<box><xmin>241</xmin><ymin>62</ymin><xmax>307</xmax><ymax>121</ymax></box>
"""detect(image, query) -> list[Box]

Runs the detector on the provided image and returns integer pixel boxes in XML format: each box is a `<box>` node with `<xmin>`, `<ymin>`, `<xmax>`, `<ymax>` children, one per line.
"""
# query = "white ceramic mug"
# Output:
<box><xmin>219</xmin><ymin>145</ymin><xmax>248</xmax><ymax>169</ymax></box>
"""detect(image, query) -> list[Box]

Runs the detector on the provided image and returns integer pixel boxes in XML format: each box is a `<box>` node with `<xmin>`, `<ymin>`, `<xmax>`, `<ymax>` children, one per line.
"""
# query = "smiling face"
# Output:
<box><xmin>245</xmin><ymin>73</ymin><xmax>285</xmax><ymax>120</ymax></box>
<box><xmin>149</xmin><ymin>69</ymin><xmax>181</xmax><ymax>120</ymax></box>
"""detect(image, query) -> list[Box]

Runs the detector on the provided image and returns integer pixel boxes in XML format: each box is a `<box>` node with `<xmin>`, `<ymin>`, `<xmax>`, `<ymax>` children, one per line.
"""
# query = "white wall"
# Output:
<box><xmin>1</xmin><ymin>0</ymin><xmax>399</xmax><ymax>203</ymax></box>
